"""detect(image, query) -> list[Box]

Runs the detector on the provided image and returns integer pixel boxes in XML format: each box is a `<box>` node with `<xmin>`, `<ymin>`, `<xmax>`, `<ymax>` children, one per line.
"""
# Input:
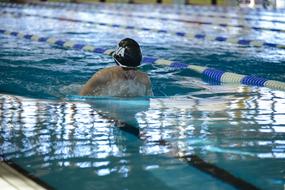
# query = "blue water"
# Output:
<box><xmin>0</xmin><ymin>2</ymin><xmax>285</xmax><ymax>190</ymax></box>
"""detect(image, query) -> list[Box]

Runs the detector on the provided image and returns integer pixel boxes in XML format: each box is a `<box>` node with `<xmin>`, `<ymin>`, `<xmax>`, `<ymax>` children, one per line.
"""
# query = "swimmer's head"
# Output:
<box><xmin>113</xmin><ymin>38</ymin><xmax>142</xmax><ymax>68</ymax></box>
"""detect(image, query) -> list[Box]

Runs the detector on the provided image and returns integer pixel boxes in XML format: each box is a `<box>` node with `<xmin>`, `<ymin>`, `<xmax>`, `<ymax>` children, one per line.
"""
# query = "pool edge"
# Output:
<box><xmin>0</xmin><ymin>159</ymin><xmax>54</xmax><ymax>190</ymax></box>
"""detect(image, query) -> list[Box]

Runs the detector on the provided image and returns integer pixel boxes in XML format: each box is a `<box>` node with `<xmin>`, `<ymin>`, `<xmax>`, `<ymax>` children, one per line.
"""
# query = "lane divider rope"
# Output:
<box><xmin>0</xmin><ymin>29</ymin><xmax>284</xmax><ymax>91</ymax></box>
<box><xmin>1</xmin><ymin>10</ymin><xmax>285</xmax><ymax>51</ymax></box>
<box><xmin>163</xmin><ymin>6</ymin><xmax>285</xmax><ymax>17</ymax></box>
<box><xmin>169</xmin><ymin>5</ymin><xmax>285</xmax><ymax>15</ymax></box>
<box><xmin>32</xmin><ymin>2</ymin><xmax>285</xmax><ymax>19</ymax></box>
<box><xmin>98</xmin><ymin>10</ymin><xmax>285</xmax><ymax>28</ymax></box>
<box><xmin>31</xmin><ymin>1</ymin><xmax>285</xmax><ymax>17</ymax></box>
<box><xmin>1</xmin><ymin>2</ymin><xmax>285</xmax><ymax>25</ymax></box>
<box><xmin>52</xmin><ymin>2</ymin><xmax>285</xmax><ymax>21</ymax></box>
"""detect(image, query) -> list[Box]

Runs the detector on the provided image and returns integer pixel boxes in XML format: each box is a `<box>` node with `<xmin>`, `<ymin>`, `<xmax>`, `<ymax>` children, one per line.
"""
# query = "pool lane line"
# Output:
<box><xmin>94</xmin><ymin>110</ymin><xmax>261</xmax><ymax>190</ymax></box>
<box><xmin>2</xmin><ymin>2</ymin><xmax>285</xmax><ymax>26</ymax></box>
<box><xmin>2</xmin><ymin>10</ymin><xmax>285</xmax><ymax>52</ymax></box>
<box><xmin>0</xmin><ymin>29</ymin><xmax>285</xmax><ymax>91</ymax></box>
<box><xmin>0</xmin><ymin>93</ymin><xmax>260</xmax><ymax>190</ymax></box>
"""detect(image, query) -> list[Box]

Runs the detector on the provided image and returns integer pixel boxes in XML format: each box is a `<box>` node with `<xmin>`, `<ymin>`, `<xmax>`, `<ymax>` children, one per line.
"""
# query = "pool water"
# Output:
<box><xmin>0</xmin><ymin>2</ymin><xmax>285</xmax><ymax>190</ymax></box>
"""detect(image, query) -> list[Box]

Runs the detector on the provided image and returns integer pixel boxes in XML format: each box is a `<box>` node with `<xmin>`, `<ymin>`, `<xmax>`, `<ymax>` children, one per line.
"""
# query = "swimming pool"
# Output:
<box><xmin>0</xmin><ymin>1</ymin><xmax>285</xmax><ymax>190</ymax></box>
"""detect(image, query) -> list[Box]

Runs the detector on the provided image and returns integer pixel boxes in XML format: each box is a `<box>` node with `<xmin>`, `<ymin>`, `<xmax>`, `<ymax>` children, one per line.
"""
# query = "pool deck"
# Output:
<box><xmin>0</xmin><ymin>162</ymin><xmax>46</xmax><ymax>190</ymax></box>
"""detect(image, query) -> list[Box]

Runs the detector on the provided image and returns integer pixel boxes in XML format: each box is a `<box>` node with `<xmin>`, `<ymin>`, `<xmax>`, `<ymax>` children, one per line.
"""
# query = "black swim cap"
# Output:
<box><xmin>113</xmin><ymin>38</ymin><xmax>142</xmax><ymax>68</ymax></box>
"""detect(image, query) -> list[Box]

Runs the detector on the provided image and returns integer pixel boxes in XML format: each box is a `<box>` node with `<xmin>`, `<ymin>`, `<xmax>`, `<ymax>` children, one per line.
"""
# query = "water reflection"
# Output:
<box><xmin>0</xmin><ymin>88</ymin><xmax>284</xmax><ymax>189</ymax></box>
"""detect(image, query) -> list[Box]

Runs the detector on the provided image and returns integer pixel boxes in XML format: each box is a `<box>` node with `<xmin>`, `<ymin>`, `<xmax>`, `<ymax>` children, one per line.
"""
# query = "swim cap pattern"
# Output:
<box><xmin>113</xmin><ymin>38</ymin><xmax>142</xmax><ymax>68</ymax></box>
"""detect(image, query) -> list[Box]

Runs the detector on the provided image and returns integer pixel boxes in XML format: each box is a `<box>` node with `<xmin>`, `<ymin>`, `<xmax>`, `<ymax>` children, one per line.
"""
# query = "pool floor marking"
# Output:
<box><xmin>2</xmin><ymin>1</ymin><xmax>285</xmax><ymax>25</ymax></box>
<box><xmin>1</xmin><ymin>29</ymin><xmax>285</xmax><ymax>91</ymax></box>
<box><xmin>178</xmin><ymin>155</ymin><xmax>261</xmax><ymax>190</ymax></box>
<box><xmin>96</xmin><ymin>111</ymin><xmax>261</xmax><ymax>190</ymax></box>
<box><xmin>1</xmin><ymin>2</ymin><xmax>285</xmax><ymax>33</ymax></box>
<box><xmin>1</xmin><ymin>10</ymin><xmax>285</xmax><ymax>51</ymax></box>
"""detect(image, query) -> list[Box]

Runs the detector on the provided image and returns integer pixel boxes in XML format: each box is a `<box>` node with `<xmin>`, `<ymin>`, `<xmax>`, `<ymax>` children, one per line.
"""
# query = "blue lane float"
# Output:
<box><xmin>0</xmin><ymin>29</ymin><xmax>284</xmax><ymax>91</ymax></box>
<box><xmin>1</xmin><ymin>10</ymin><xmax>285</xmax><ymax>51</ymax></box>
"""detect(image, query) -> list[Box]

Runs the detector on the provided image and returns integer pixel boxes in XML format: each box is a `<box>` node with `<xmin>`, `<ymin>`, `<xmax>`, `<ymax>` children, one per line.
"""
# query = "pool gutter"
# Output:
<box><xmin>0</xmin><ymin>161</ymin><xmax>52</xmax><ymax>190</ymax></box>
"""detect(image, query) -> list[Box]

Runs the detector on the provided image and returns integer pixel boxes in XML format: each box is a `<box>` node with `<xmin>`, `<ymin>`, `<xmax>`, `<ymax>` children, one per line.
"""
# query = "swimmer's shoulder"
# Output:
<box><xmin>96</xmin><ymin>66</ymin><xmax>116</xmax><ymax>75</ymax></box>
<box><xmin>135</xmin><ymin>70</ymin><xmax>152</xmax><ymax>85</ymax></box>
<box><xmin>92</xmin><ymin>66</ymin><xmax>118</xmax><ymax>80</ymax></box>
<box><xmin>98</xmin><ymin>66</ymin><xmax>151</xmax><ymax>84</ymax></box>
<box><xmin>97</xmin><ymin>66</ymin><xmax>124</xmax><ymax>76</ymax></box>
<box><xmin>135</xmin><ymin>71</ymin><xmax>153</xmax><ymax>96</ymax></box>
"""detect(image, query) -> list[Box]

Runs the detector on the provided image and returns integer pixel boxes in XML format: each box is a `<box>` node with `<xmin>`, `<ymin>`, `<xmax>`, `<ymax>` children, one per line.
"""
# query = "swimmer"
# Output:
<box><xmin>80</xmin><ymin>38</ymin><xmax>153</xmax><ymax>97</ymax></box>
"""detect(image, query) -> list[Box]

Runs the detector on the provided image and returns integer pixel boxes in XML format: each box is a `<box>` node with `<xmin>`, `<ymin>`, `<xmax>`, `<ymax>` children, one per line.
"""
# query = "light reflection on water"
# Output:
<box><xmin>0</xmin><ymin>86</ymin><xmax>284</xmax><ymax>190</ymax></box>
<box><xmin>0</xmin><ymin>3</ymin><xmax>285</xmax><ymax>190</ymax></box>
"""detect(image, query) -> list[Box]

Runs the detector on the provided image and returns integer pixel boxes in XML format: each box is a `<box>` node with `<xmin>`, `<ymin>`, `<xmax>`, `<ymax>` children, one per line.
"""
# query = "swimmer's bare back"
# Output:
<box><xmin>80</xmin><ymin>66</ymin><xmax>153</xmax><ymax>97</ymax></box>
